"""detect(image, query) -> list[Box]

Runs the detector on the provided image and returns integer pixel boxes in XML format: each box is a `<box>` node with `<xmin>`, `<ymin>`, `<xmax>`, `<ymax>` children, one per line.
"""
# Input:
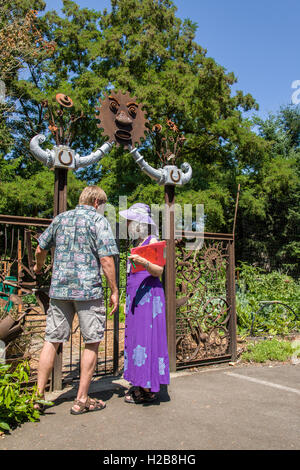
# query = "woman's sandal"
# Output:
<box><xmin>70</xmin><ymin>396</ymin><xmax>106</xmax><ymax>415</ymax></box>
<box><xmin>142</xmin><ymin>390</ymin><xmax>157</xmax><ymax>403</ymax></box>
<box><xmin>124</xmin><ymin>387</ymin><xmax>146</xmax><ymax>404</ymax></box>
<box><xmin>124</xmin><ymin>387</ymin><xmax>157</xmax><ymax>404</ymax></box>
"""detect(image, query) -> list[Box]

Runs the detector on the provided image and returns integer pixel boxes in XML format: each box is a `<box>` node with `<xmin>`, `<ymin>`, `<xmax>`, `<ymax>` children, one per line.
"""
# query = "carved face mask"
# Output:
<box><xmin>96</xmin><ymin>91</ymin><xmax>148</xmax><ymax>149</ymax></box>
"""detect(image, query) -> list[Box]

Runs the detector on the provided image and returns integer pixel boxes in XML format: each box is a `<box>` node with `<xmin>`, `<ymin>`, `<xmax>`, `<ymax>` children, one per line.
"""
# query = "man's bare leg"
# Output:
<box><xmin>72</xmin><ymin>342</ymin><xmax>105</xmax><ymax>412</ymax></box>
<box><xmin>35</xmin><ymin>341</ymin><xmax>60</xmax><ymax>400</ymax></box>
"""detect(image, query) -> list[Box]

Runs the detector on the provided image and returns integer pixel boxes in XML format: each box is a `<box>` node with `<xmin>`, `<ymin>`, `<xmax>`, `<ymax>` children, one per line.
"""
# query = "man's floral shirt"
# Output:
<box><xmin>38</xmin><ymin>205</ymin><xmax>118</xmax><ymax>300</ymax></box>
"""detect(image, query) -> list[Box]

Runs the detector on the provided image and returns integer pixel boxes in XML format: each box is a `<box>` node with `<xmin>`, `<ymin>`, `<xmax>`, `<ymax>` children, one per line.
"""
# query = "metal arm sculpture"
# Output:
<box><xmin>136</xmin><ymin>120</ymin><xmax>192</xmax><ymax>186</ymax></box>
<box><xmin>30</xmin><ymin>133</ymin><xmax>113</xmax><ymax>169</ymax></box>
<box><xmin>30</xmin><ymin>93</ymin><xmax>114</xmax><ymax>169</ymax></box>
<box><xmin>130</xmin><ymin>147</ymin><xmax>192</xmax><ymax>186</ymax></box>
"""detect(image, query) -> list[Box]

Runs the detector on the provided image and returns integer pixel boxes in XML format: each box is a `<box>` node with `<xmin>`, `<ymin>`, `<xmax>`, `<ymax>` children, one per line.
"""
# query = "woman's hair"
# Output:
<box><xmin>128</xmin><ymin>220</ymin><xmax>158</xmax><ymax>244</ymax></box>
<box><xmin>79</xmin><ymin>186</ymin><xmax>107</xmax><ymax>206</ymax></box>
<box><xmin>136</xmin><ymin>221</ymin><xmax>151</xmax><ymax>240</ymax></box>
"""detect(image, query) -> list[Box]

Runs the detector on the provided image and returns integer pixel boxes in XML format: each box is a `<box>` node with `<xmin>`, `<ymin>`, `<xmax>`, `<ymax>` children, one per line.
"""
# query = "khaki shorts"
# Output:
<box><xmin>45</xmin><ymin>298</ymin><xmax>106</xmax><ymax>344</ymax></box>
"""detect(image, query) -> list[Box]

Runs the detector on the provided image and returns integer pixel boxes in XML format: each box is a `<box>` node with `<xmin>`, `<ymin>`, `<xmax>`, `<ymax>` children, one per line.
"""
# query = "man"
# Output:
<box><xmin>33</xmin><ymin>186</ymin><xmax>119</xmax><ymax>415</ymax></box>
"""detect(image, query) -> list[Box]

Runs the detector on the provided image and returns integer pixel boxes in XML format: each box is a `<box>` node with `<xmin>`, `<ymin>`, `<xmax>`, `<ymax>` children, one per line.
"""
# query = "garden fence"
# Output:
<box><xmin>0</xmin><ymin>215</ymin><xmax>237</xmax><ymax>390</ymax></box>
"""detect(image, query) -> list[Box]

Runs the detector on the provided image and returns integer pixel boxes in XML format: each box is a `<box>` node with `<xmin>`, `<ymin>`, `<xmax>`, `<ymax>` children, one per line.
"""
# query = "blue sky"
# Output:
<box><xmin>43</xmin><ymin>0</ymin><xmax>300</xmax><ymax>120</ymax></box>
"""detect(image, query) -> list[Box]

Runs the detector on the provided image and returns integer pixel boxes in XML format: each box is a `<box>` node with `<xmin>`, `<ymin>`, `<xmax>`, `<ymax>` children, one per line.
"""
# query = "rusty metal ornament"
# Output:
<box><xmin>0</xmin><ymin>311</ymin><xmax>27</xmax><ymax>344</ymax></box>
<box><xmin>30</xmin><ymin>93</ymin><xmax>114</xmax><ymax>170</ymax></box>
<box><xmin>130</xmin><ymin>118</ymin><xmax>192</xmax><ymax>186</ymax></box>
<box><xmin>203</xmin><ymin>246</ymin><xmax>224</xmax><ymax>272</ymax></box>
<box><xmin>56</xmin><ymin>93</ymin><xmax>73</xmax><ymax>108</ymax></box>
<box><xmin>170</xmin><ymin>168</ymin><xmax>181</xmax><ymax>183</ymax></box>
<box><xmin>58</xmin><ymin>149</ymin><xmax>73</xmax><ymax>166</ymax></box>
<box><xmin>175</xmin><ymin>239</ymin><xmax>231</xmax><ymax>364</ymax></box>
<box><xmin>95</xmin><ymin>91</ymin><xmax>149</xmax><ymax>148</ymax></box>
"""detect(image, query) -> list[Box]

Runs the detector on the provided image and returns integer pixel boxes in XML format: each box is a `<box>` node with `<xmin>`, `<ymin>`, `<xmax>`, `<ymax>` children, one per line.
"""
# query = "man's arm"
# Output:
<box><xmin>33</xmin><ymin>245</ymin><xmax>48</xmax><ymax>274</ymax></box>
<box><xmin>33</xmin><ymin>219</ymin><xmax>56</xmax><ymax>273</ymax></box>
<box><xmin>100</xmin><ymin>256</ymin><xmax>119</xmax><ymax>315</ymax></box>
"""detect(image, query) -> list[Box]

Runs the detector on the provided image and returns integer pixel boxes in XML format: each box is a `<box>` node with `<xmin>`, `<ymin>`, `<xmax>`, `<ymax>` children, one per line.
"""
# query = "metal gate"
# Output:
<box><xmin>175</xmin><ymin>230</ymin><xmax>237</xmax><ymax>368</ymax></box>
<box><xmin>0</xmin><ymin>215</ymin><xmax>237</xmax><ymax>389</ymax></box>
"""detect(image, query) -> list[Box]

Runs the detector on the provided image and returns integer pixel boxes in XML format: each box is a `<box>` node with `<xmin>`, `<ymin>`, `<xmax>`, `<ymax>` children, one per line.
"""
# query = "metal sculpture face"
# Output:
<box><xmin>95</xmin><ymin>91</ymin><xmax>148</xmax><ymax>148</ymax></box>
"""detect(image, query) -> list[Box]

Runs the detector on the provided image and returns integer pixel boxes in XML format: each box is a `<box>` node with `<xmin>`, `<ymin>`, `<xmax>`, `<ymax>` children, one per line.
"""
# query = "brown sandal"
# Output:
<box><xmin>124</xmin><ymin>387</ymin><xmax>146</xmax><ymax>404</ymax></box>
<box><xmin>124</xmin><ymin>387</ymin><xmax>157</xmax><ymax>404</ymax></box>
<box><xmin>70</xmin><ymin>396</ymin><xmax>106</xmax><ymax>415</ymax></box>
<box><xmin>142</xmin><ymin>390</ymin><xmax>157</xmax><ymax>402</ymax></box>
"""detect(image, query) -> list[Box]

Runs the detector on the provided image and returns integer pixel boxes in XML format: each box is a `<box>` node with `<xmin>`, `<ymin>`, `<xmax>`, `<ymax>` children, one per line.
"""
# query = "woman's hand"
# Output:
<box><xmin>128</xmin><ymin>254</ymin><xmax>147</xmax><ymax>266</ymax></box>
<box><xmin>129</xmin><ymin>254</ymin><xmax>163</xmax><ymax>277</ymax></box>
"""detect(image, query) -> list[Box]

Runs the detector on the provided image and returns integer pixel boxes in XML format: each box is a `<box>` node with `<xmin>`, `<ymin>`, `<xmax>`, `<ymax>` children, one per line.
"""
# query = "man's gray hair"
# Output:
<box><xmin>79</xmin><ymin>186</ymin><xmax>107</xmax><ymax>206</ymax></box>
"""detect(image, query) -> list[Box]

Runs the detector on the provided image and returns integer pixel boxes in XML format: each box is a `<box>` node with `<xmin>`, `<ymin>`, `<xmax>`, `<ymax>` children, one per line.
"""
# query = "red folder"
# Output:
<box><xmin>130</xmin><ymin>241</ymin><xmax>167</xmax><ymax>273</ymax></box>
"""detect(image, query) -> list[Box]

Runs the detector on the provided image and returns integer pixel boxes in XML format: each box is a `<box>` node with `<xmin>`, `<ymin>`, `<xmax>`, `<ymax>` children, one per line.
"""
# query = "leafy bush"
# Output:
<box><xmin>241</xmin><ymin>339</ymin><xmax>294</xmax><ymax>363</ymax></box>
<box><xmin>236</xmin><ymin>263</ymin><xmax>300</xmax><ymax>336</ymax></box>
<box><xmin>21</xmin><ymin>294</ymin><xmax>37</xmax><ymax>305</ymax></box>
<box><xmin>175</xmin><ymin>260</ymin><xmax>300</xmax><ymax>336</ymax></box>
<box><xmin>0</xmin><ymin>361</ymin><xmax>52</xmax><ymax>432</ymax></box>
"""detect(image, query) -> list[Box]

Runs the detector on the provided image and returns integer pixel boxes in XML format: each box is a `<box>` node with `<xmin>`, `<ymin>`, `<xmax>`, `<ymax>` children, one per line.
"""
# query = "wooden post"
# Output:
<box><xmin>17</xmin><ymin>240</ymin><xmax>22</xmax><ymax>315</ymax></box>
<box><xmin>227</xmin><ymin>184</ymin><xmax>240</xmax><ymax>361</ymax></box>
<box><xmin>164</xmin><ymin>185</ymin><xmax>177</xmax><ymax>372</ymax></box>
<box><xmin>7</xmin><ymin>263</ymin><xmax>11</xmax><ymax>277</ymax></box>
<box><xmin>113</xmin><ymin>223</ymin><xmax>120</xmax><ymax>375</ymax></box>
<box><xmin>54</xmin><ymin>168</ymin><xmax>68</xmax><ymax>217</ymax></box>
<box><xmin>226</xmin><ymin>239</ymin><xmax>237</xmax><ymax>361</ymax></box>
<box><xmin>51</xmin><ymin>168</ymin><xmax>68</xmax><ymax>391</ymax></box>
<box><xmin>3</xmin><ymin>262</ymin><xmax>7</xmax><ymax>278</ymax></box>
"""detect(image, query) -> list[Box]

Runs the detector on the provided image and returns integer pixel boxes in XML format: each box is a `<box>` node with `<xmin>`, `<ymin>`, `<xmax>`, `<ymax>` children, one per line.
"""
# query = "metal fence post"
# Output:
<box><xmin>51</xmin><ymin>168</ymin><xmax>68</xmax><ymax>391</ymax></box>
<box><xmin>226</xmin><ymin>239</ymin><xmax>237</xmax><ymax>361</ymax></box>
<box><xmin>113</xmin><ymin>223</ymin><xmax>120</xmax><ymax>375</ymax></box>
<box><xmin>165</xmin><ymin>185</ymin><xmax>177</xmax><ymax>372</ymax></box>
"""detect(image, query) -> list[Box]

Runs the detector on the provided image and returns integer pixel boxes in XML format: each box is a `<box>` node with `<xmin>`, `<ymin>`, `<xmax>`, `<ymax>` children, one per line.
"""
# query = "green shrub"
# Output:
<box><xmin>236</xmin><ymin>263</ymin><xmax>300</xmax><ymax>336</ymax></box>
<box><xmin>0</xmin><ymin>361</ymin><xmax>52</xmax><ymax>432</ymax></box>
<box><xmin>21</xmin><ymin>294</ymin><xmax>37</xmax><ymax>305</ymax></box>
<box><xmin>241</xmin><ymin>339</ymin><xmax>294</xmax><ymax>363</ymax></box>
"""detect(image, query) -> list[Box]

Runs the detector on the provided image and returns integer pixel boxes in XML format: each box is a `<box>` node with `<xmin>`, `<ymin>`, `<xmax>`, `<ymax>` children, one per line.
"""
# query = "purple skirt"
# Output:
<box><xmin>124</xmin><ymin>267</ymin><xmax>170</xmax><ymax>393</ymax></box>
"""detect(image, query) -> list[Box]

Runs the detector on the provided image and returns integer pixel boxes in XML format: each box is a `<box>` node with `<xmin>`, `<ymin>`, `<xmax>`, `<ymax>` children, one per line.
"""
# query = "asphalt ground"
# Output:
<box><xmin>0</xmin><ymin>362</ymin><xmax>299</xmax><ymax>451</ymax></box>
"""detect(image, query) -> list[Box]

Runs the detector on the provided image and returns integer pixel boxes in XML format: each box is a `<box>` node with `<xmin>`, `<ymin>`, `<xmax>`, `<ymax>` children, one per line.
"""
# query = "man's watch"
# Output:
<box><xmin>145</xmin><ymin>261</ymin><xmax>150</xmax><ymax>270</ymax></box>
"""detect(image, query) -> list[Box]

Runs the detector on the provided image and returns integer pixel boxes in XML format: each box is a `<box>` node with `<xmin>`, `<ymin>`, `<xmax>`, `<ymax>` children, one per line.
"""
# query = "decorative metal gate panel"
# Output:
<box><xmin>175</xmin><ymin>231</ymin><xmax>237</xmax><ymax>368</ymax></box>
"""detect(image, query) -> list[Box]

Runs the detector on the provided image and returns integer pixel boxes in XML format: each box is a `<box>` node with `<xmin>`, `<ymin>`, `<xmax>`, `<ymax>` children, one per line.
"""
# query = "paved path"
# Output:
<box><xmin>0</xmin><ymin>363</ymin><xmax>299</xmax><ymax>450</ymax></box>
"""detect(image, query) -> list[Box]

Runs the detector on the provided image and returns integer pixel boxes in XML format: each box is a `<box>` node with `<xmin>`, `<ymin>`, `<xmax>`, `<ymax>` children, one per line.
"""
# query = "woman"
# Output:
<box><xmin>119</xmin><ymin>203</ymin><xmax>170</xmax><ymax>403</ymax></box>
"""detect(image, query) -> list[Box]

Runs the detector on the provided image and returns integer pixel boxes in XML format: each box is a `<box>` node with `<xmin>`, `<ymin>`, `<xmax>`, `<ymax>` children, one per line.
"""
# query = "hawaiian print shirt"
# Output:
<box><xmin>38</xmin><ymin>205</ymin><xmax>119</xmax><ymax>300</ymax></box>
